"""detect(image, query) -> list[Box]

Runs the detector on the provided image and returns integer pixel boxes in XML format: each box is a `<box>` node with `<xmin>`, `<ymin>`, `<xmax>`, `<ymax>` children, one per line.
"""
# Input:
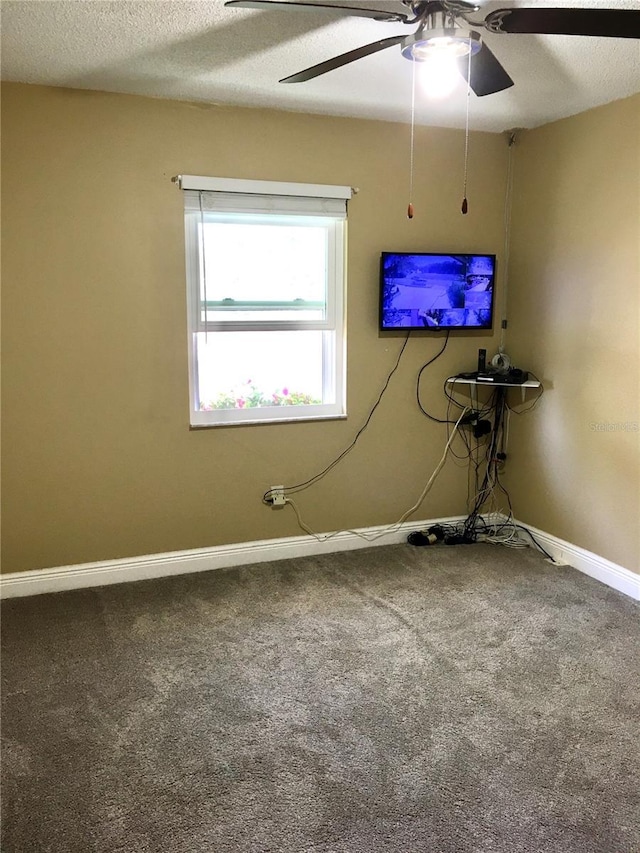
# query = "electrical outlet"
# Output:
<box><xmin>270</xmin><ymin>486</ymin><xmax>286</xmax><ymax>508</ymax></box>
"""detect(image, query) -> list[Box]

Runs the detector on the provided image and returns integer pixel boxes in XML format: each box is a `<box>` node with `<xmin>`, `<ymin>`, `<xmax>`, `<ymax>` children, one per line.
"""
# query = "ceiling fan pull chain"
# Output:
<box><xmin>461</xmin><ymin>37</ymin><xmax>472</xmax><ymax>215</ymax></box>
<box><xmin>408</xmin><ymin>58</ymin><xmax>416</xmax><ymax>219</ymax></box>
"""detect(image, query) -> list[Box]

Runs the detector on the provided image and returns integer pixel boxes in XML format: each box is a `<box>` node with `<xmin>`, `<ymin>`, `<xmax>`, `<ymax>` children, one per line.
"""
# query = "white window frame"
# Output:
<box><xmin>179</xmin><ymin>175</ymin><xmax>350</xmax><ymax>427</ymax></box>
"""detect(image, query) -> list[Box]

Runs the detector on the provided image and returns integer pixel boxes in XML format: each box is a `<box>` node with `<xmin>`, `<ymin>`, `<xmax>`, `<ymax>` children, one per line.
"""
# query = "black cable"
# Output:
<box><xmin>487</xmin><ymin>502</ymin><xmax>555</xmax><ymax>561</ymax></box>
<box><xmin>445</xmin><ymin>386</ymin><xmax>498</xmax><ymax>514</ymax></box>
<box><xmin>449</xmin><ymin>418</ymin><xmax>476</xmax><ymax>462</ymax></box>
<box><xmin>460</xmin><ymin>395</ymin><xmax>520</xmax><ymax>545</ymax></box>
<box><xmin>443</xmin><ymin>376</ymin><xmax>469</xmax><ymax>411</ymax></box>
<box><xmin>511</xmin><ymin>523</ymin><xmax>555</xmax><ymax>560</ymax></box>
<box><xmin>263</xmin><ymin>331</ymin><xmax>411</xmax><ymax>504</ymax></box>
<box><xmin>507</xmin><ymin>371</ymin><xmax>544</xmax><ymax>414</ymax></box>
<box><xmin>462</xmin><ymin>386</ymin><xmax>506</xmax><ymax>539</ymax></box>
<box><xmin>446</xmin><ymin>392</ymin><xmax>472</xmax><ymax>461</ymax></box>
<box><xmin>494</xmin><ymin>467</ymin><xmax>516</xmax><ymax>519</ymax></box>
<box><xmin>415</xmin><ymin>331</ymin><xmax>455</xmax><ymax>423</ymax></box>
<box><xmin>443</xmin><ymin>373</ymin><xmax>551</xmax><ymax>555</ymax></box>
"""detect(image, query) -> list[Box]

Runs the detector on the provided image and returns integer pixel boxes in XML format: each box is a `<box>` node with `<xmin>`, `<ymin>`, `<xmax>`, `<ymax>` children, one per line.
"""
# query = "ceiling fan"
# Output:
<box><xmin>224</xmin><ymin>1</ymin><xmax>640</xmax><ymax>96</ymax></box>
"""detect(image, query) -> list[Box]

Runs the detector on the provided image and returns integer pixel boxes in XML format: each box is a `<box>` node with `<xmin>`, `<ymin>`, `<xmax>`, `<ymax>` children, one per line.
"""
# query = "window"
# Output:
<box><xmin>179</xmin><ymin>175</ymin><xmax>350</xmax><ymax>427</ymax></box>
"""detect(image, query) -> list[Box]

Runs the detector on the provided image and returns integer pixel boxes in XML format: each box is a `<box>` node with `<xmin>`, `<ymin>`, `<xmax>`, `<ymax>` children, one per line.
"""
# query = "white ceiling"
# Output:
<box><xmin>1</xmin><ymin>0</ymin><xmax>639</xmax><ymax>132</ymax></box>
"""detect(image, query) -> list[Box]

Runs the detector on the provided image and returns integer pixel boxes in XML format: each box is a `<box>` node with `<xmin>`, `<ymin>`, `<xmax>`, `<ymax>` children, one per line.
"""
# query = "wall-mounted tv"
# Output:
<box><xmin>380</xmin><ymin>252</ymin><xmax>496</xmax><ymax>331</ymax></box>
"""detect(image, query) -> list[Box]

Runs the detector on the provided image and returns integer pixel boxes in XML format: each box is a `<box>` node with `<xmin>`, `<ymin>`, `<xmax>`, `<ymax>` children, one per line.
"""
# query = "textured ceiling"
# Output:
<box><xmin>1</xmin><ymin>0</ymin><xmax>639</xmax><ymax>132</ymax></box>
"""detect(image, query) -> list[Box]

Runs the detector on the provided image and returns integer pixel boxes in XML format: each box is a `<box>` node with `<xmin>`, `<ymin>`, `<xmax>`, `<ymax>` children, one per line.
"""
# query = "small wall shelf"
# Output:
<box><xmin>446</xmin><ymin>376</ymin><xmax>542</xmax><ymax>406</ymax></box>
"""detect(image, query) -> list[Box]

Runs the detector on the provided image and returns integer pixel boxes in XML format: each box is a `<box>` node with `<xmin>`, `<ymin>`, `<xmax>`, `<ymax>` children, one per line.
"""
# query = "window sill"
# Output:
<box><xmin>189</xmin><ymin>412</ymin><xmax>347</xmax><ymax>429</ymax></box>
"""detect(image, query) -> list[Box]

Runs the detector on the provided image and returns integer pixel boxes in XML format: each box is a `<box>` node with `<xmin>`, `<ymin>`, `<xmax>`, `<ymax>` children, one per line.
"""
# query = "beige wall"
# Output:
<box><xmin>505</xmin><ymin>94</ymin><xmax>640</xmax><ymax>571</ymax></box>
<box><xmin>1</xmin><ymin>82</ymin><xmax>507</xmax><ymax>573</ymax></box>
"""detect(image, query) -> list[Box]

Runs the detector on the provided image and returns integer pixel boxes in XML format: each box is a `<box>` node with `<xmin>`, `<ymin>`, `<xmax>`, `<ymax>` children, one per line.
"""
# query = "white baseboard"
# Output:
<box><xmin>0</xmin><ymin>516</ymin><xmax>465</xmax><ymax>599</ymax></box>
<box><xmin>513</xmin><ymin>521</ymin><xmax>640</xmax><ymax>601</ymax></box>
<box><xmin>2</xmin><ymin>516</ymin><xmax>638</xmax><ymax>601</ymax></box>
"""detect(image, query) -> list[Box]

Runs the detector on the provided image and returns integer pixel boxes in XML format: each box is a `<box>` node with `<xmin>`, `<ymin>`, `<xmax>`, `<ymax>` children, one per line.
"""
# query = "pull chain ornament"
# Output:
<box><xmin>408</xmin><ymin>59</ymin><xmax>416</xmax><ymax>219</ymax></box>
<box><xmin>461</xmin><ymin>39</ymin><xmax>472</xmax><ymax>215</ymax></box>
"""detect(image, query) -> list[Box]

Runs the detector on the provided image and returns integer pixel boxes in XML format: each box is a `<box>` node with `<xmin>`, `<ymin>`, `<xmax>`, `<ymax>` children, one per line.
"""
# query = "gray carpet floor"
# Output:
<box><xmin>2</xmin><ymin>543</ymin><xmax>639</xmax><ymax>852</ymax></box>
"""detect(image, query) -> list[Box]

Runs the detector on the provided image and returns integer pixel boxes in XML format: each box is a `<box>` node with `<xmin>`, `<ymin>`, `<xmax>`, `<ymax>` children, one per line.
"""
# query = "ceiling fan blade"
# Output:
<box><xmin>280</xmin><ymin>34</ymin><xmax>406</xmax><ymax>82</ymax></box>
<box><xmin>224</xmin><ymin>1</ymin><xmax>409</xmax><ymax>23</ymax></box>
<box><xmin>457</xmin><ymin>43</ymin><xmax>514</xmax><ymax>97</ymax></box>
<box><xmin>484</xmin><ymin>8</ymin><xmax>640</xmax><ymax>39</ymax></box>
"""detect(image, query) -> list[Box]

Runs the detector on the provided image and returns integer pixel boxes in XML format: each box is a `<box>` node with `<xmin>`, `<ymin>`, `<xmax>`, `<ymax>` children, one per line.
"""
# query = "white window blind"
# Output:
<box><xmin>175</xmin><ymin>173</ymin><xmax>352</xmax><ymax>201</ymax></box>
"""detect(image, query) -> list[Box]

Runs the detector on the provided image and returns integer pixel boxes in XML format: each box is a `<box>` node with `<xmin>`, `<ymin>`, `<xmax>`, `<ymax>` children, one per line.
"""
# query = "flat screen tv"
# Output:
<box><xmin>380</xmin><ymin>252</ymin><xmax>496</xmax><ymax>331</ymax></box>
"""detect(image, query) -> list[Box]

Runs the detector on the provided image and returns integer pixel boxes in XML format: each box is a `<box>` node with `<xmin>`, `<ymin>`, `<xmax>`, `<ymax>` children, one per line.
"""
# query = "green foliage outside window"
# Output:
<box><xmin>201</xmin><ymin>380</ymin><xmax>321</xmax><ymax>411</ymax></box>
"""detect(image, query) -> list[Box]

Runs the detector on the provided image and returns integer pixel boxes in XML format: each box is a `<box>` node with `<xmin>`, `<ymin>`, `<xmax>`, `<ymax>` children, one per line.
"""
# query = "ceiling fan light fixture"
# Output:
<box><xmin>419</xmin><ymin>55</ymin><xmax>461</xmax><ymax>98</ymax></box>
<box><xmin>401</xmin><ymin>28</ymin><xmax>482</xmax><ymax>62</ymax></box>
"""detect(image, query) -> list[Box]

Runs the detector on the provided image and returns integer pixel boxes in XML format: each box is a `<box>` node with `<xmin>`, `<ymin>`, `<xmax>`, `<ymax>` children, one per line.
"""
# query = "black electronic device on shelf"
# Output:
<box><xmin>454</xmin><ymin>369</ymin><xmax>529</xmax><ymax>385</ymax></box>
<box><xmin>476</xmin><ymin>368</ymin><xmax>529</xmax><ymax>384</ymax></box>
<box><xmin>454</xmin><ymin>349</ymin><xmax>529</xmax><ymax>384</ymax></box>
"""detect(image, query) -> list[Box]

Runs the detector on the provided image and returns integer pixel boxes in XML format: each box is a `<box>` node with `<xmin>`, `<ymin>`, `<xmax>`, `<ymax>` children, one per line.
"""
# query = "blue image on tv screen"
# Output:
<box><xmin>380</xmin><ymin>253</ymin><xmax>495</xmax><ymax>330</ymax></box>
